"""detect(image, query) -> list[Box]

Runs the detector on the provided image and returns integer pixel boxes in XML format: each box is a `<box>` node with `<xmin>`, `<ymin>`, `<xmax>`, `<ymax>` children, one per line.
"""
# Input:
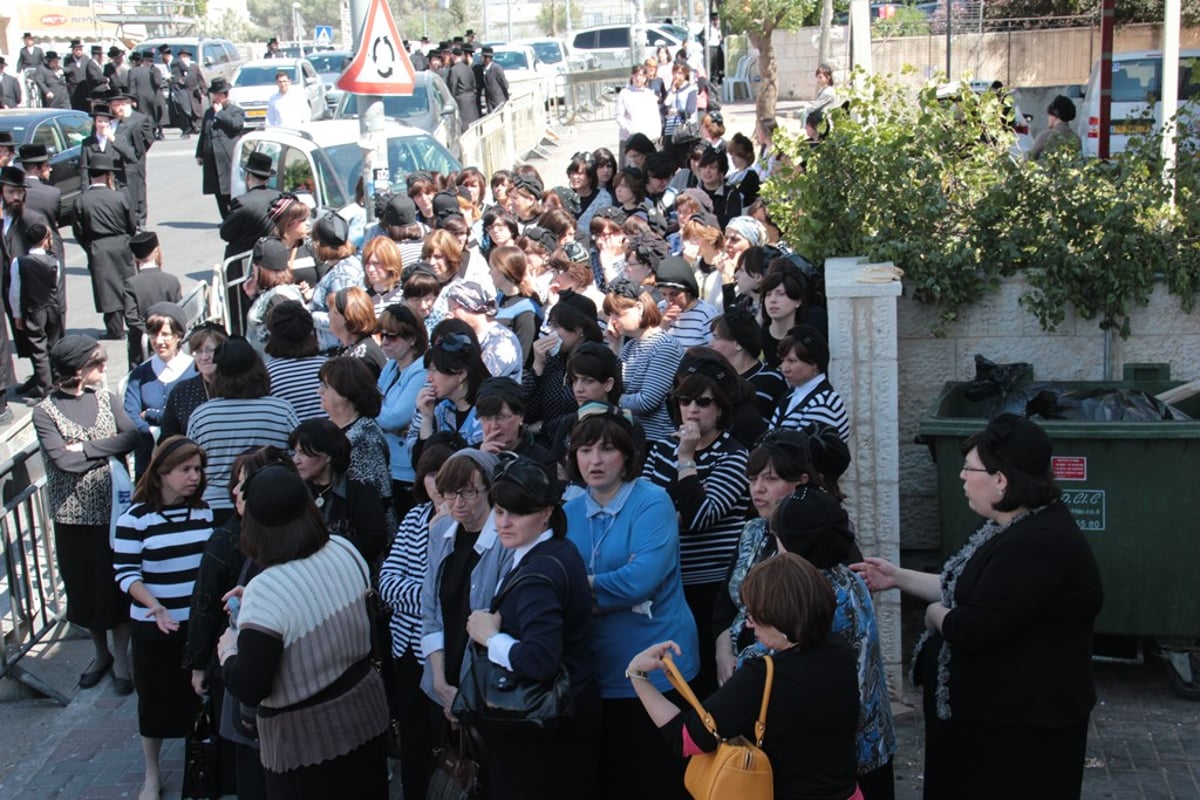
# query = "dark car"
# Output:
<box><xmin>0</xmin><ymin>108</ymin><xmax>92</xmax><ymax>225</ymax></box>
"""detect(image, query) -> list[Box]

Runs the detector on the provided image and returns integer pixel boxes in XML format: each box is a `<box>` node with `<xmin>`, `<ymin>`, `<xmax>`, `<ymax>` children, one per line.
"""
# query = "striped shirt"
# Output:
<box><xmin>642</xmin><ymin>431</ymin><xmax>750</xmax><ymax>585</ymax></box>
<box><xmin>666</xmin><ymin>300</ymin><xmax>718</xmax><ymax>349</ymax></box>
<box><xmin>114</xmin><ymin>503</ymin><xmax>213</xmax><ymax>624</ymax></box>
<box><xmin>187</xmin><ymin>397</ymin><xmax>301</xmax><ymax>509</ymax></box>
<box><xmin>267</xmin><ymin>355</ymin><xmax>329</xmax><ymax>421</ymax></box>
<box><xmin>378</xmin><ymin>502</ymin><xmax>434</xmax><ymax>660</ymax></box>
<box><xmin>619</xmin><ymin>329</ymin><xmax>685</xmax><ymax>443</ymax></box>
<box><xmin>742</xmin><ymin>362</ymin><xmax>788</xmax><ymax>421</ymax></box>
<box><xmin>770</xmin><ymin>376</ymin><xmax>850</xmax><ymax>441</ymax></box>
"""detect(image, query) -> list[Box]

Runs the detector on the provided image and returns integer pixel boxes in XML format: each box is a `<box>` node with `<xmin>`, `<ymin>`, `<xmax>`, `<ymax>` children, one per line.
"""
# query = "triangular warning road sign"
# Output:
<box><xmin>337</xmin><ymin>0</ymin><xmax>416</xmax><ymax>95</ymax></box>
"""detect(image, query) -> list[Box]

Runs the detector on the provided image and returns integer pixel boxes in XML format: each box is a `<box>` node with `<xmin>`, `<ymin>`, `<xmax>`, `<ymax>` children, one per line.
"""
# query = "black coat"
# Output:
<box><xmin>72</xmin><ymin>184</ymin><xmax>136</xmax><ymax>313</ymax></box>
<box><xmin>1</xmin><ymin>213</ymin><xmax>37</xmax><ymax>356</ymax></box>
<box><xmin>169</xmin><ymin>59</ymin><xmax>204</xmax><ymax>124</ymax></box>
<box><xmin>447</xmin><ymin>62</ymin><xmax>479</xmax><ymax>124</ymax></box>
<box><xmin>33</xmin><ymin>65</ymin><xmax>69</xmax><ymax>109</ymax></box>
<box><xmin>22</xmin><ymin>176</ymin><xmax>64</xmax><ymax>256</ymax></box>
<box><xmin>220</xmin><ymin>185</ymin><xmax>282</xmax><ymax>258</ymax></box>
<box><xmin>65</xmin><ymin>55</ymin><xmax>105</xmax><ymax>111</ymax></box>
<box><xmin>196</xmin><ymin>103</ymin><xmax>245</xmax><ymax>196</ymax></box>
<box><xmin>0</xmin><ymin>74</ymin><xmax>21</xmax><ymax>109</ymax></box>
<box><xmin>104</xmin><ymin>63</ymin><xmax>130</xmax><ymax>95</ymax></box>
<box><xmin>922</xmin><ymin>501</ymin><xmax>1103</xmax><ymax>727</ymax></box>
<box><xmin>481</xmin><ymin>62</ymin><xmax>509</xmax><ymax>114</ymax></box>
<box><xmin>16</xmin><ymin>46</ymin><xmax>45</xmax><ymax>72</ymax></box>
<box><xmin>123</xmin><ymin>269</ymin><xmax>182</xmax><ymax>339</ymax></box>
<box><xmin>127</xmin><ymin>64</ymin><xmax>162</xmax><ymax>121</ymax></box>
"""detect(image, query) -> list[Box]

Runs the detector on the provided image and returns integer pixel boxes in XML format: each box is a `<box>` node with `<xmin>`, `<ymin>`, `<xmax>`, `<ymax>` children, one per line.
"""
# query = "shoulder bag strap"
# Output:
<box><xmin>488</xmin><ymin>555</ymin><xmax>567</xmax><ymax>613</ymax></box>
<box><xmin>662</xmin><ymin>654</ymin><xmax>721</xmax><ymax>738</ymax></box>
<box><xmin>754</xmin><ymin>655</ymin><xmax>774</xmax><ymax>747</ymax></box>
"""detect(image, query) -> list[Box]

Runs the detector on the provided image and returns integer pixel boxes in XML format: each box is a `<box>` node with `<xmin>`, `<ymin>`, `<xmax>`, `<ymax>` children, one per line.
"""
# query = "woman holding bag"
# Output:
<box><xmin>463</xmin><ymin>455</ymin><xmax>600</xmax><ymax>799</ymax></box>
<box><xmin>627</xmin><ymin>553</ymin><xmax>863</xmax><ymax>800</ymax></box>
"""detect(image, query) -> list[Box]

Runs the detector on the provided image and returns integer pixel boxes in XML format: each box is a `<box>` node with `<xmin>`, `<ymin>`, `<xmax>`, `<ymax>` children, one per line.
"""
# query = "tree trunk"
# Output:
<box><xmin>818</xmin><ymin>0</ymin><xmax>834</xmax><ymax>66</ymax></box>
<box><xmin>749</xmin><ymin>28</ymin><xmax>777</xmax><ymax>120</ymax></box>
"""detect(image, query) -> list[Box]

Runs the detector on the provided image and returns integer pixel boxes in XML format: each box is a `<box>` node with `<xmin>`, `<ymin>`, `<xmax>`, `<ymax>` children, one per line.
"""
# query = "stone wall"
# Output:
<box><xmin>896</xmin><ymin>275</ymin><xmax>1200</xmax><ymax>555</ymax></box>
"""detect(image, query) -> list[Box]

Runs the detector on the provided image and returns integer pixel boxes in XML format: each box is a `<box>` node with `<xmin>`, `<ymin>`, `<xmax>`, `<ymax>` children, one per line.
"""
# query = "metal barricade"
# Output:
<box><xmin>215</xmin><ymin>249</ymin><xmax>253</xmax><ymax>336</ymax></box>
<box><xmin>459</xmin><ymin>76</ymin><xmax>550</xmax><ymax>176</ymax></box>
<box><xmin>560</xmin><ymin>67</ymin><xmax>628</xmax><ymax>125</ymax></box>
<box><xmin>0</xmin><ymin>439</ymin><xmax>69</xmax><ymax>705</ymax></box>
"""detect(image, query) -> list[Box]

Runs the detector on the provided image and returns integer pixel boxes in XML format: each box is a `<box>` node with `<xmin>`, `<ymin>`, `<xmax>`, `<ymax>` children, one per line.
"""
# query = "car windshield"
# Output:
<box><xmin>319</xmin><ymin>134</ymin><xmax>461</xmax><ymax>199</ymax></box>
<box><xmin>492</xmin><ymin>51</ymin><xmax>530</xmax><ymax>70</ymax></box>
<box><xmin>339</xmin><ymin>87</ymin><xmax>431</xmax><ymax>118</ymax></box>
<box><xmin>307</xmin><ymin>53</ymin><xmax>349</xmax><ymax>74</ymax></box>
<box><xmin>529</xmin><ymin>42</ymin><xmax>563</xmax><ymax>64</ymax></box>
<box><xmin>235</xmin><ymin>65</ymin><xmax>298</xmax><ymax>86</ymax></box>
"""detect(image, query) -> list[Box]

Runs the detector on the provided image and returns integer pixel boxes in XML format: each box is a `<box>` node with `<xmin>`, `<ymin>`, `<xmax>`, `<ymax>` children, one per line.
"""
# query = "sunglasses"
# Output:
<box><xmin>675</xmin><ymin>395</ymin><xmax>716</xmax><ymax>408</ymax></box>
<box><xmin>379</xmin><ymin>330</ymin><xmax>404</xmax><ymax>341</ymax></box>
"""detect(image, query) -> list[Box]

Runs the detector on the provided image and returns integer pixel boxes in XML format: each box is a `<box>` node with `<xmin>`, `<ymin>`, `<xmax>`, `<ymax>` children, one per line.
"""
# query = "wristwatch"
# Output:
<box><xmin>625</xmin><ymin>668</ymin><xmax>649</xmax><ymax>681</ymax></box>
<box><xmin>677</xmin><ymin>458</ymin><xmax>697</xmax><ymax>472</ymax></box>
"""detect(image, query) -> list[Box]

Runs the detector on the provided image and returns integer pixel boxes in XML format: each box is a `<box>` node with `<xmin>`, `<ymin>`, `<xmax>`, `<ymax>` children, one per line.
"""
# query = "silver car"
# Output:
<box><xmin>333</xmin><ymin>71</ymin><xmax>462</xmax><ymax>160</ymax></box>
<box><xmin>305</xmin><ymin>50</ymin><xmax>353</xmax><ymax>115</ymax></box>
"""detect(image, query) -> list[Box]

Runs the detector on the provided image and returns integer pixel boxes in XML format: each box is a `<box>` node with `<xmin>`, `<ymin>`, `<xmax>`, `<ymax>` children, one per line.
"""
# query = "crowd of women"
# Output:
<box><xmin>33</xmin><ymin>67</ymin><xmax>1103</xmax><ymax>800</ymax></box>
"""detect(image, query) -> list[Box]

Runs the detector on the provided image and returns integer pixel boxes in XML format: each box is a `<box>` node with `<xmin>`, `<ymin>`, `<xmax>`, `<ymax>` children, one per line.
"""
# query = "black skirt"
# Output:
<box><xmin>54</xmin><ymin>522</ymin><xmax>129</xmax><ymax>630</ymax></box>
<box><xmin>132</xmin><ymin>624</ymin><xmax>202</xmax><ymax>738</ymax></box>
<box><xmin>263</xmin><ymin>733</ymin><xmax>388</xmax><ymax>800</ymax></box>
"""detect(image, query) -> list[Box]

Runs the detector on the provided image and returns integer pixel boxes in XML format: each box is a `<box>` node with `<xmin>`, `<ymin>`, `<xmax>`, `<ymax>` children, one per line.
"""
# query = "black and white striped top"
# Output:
<box><xmin>267</xmin><ymin>355</ymin><xmax>329</xmax><ymax>421</ymax></box>
<box><xmin>641</xmin><ymin>430</ymin><xmax>750</xmax><ymax>585</ymax></box>
<box><xmin>377</xmin><ymin>501</ymin><xmax>434</xmax><ymax>660</ymax></box>
<box><xmin>666</xmin><ymin>300</ymin><xmax>718</xmax><ymax>349</ymax></box>
<box><xmin>187</xmin><ymin>397</ymin><xmax>301</xmax><ymax>509</ymax></box>
<box><xmin>742</xmin><ymin>362</ymin><xmax>788</xmax><ymax>421</ymax></box>
<box><xmin>114</xmin><ymin>503</ymin><xmax>213</xmax><ymax>625</ymax></box>
<box><xmin>619</xmin><ymin>329</ymin><xmax>685</xmax><ymax>442</ymax></box>
<box><xmin>770</xmin><ymin>376</ymin><xmax>850</xmax><ymax>441</ymax></box>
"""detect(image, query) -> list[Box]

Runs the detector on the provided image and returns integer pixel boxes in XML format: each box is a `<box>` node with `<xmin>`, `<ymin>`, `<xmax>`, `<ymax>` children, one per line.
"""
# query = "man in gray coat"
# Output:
<box><xmin>33</xmin><ymin>52</ymin><xmax>69</xmax><ymax>109</ymax></box>
<box><xmin>196</xmin><ymin>78</ymin><xmax>245</xmax><ymax>219</ymax></box>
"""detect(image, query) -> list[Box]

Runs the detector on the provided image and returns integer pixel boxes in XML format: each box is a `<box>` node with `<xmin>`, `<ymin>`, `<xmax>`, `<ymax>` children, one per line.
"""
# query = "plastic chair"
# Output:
<box><xmin>723</xmin><ymin>54</ymin><xmax>758</xmax><ymax>103</ymax></box>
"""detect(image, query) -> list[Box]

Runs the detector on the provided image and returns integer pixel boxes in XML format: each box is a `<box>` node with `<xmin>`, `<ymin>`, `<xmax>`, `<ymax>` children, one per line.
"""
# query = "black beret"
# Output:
<box><xmin>145</xmin><ymin>301</ymin><xmax>186</xmax><ymax>332</ymax></box>
<box><xmin>654</xmin><ymin>255</ymin><xmax>699</xmax><ymax>296</ymax></box>
<box><xmin>253</xmin><ymin>237</ymin><xmax>292</xmax><ymax>272</ymax></box>
<box><xmin>772</xmin><ymin>485</ymin><xmax>853</xmax><ymax>569</ymax></box>
<box><xmin>1047</xmin><ymin>94</ymin><xmax>1076</xmax><ymax>123</ymax></box>
<box><xmin>624</xmin><ymin>133</ymin><xmax>656</xmax><ymax>155</ymax></box>
<box><xmin>50</xmin><ymin>335</ymin><xmax>100</xmax><ymax>380</ymax></box>
<box><xmin>214</xmin><ymin>336</ymin><xmax>259</xmax><ymax>376</ymax></box>
<box><xmin>244</xmin><ymin>464</ymin><xmax>312</xmax><ymax>527</ymax></box>
<box><xmin>130</xmin><ymin>231</ymin><xmax>159</xmax><ymax>261</ymax></box>
<box><xmin>476</xmin><ymin>376</ymin><xmax>524</xmax><ymax>408</ymax></box>
<box><xmin>627</xmin><ymin>233</ymin><xmax>669</xmax><ymax>272</ymax></box>
<box><xmin>383</xmin><ymin>194</ymin><xmax>418</xmax><ymax>226</ymax></box>
<box><xmin>513</xmin><ymin>174</ymin><xmax>543</xmax><ymax>197</ymax></box>
<box><xmin>314</xmin><ymin>211</ymin><xmax>349</xmax><ymax>248</ymax></box>
<box><xmin>785</xmin><ymin>324</ymin><xmax>830</xmax><ymax>374</ymax></box>
<box><xmin>555</xmin><ymin>289</ymin><xmax>599</xmax><ymax>323</ymax></box>
<box><xmin>267</xmin><ymin>300</ymin><xmax>315</xmax><ymax>342</ymax></box>
<box><xmin>718</xmin><ymin>306</ymin><xmax>762</xmax><ymax>356</ymax></box>
<box><xmin>982</xmin><ymin>413</ymin><xmax>1053</xmax><ymax>477</ymax></box>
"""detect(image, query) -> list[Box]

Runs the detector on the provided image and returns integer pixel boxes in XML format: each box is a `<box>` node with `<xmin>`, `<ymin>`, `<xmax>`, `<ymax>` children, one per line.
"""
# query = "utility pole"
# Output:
<box><xmin>350</xmin><ymin>0</ymin><xmax>383</xmax><ymax>223</ymax></box>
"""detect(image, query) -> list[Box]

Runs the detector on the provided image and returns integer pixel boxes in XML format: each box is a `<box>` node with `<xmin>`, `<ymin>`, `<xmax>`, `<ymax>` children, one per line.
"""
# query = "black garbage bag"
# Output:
<box><xmin>1026</xmin><ymin>386</ymin><xmax>1191</xmax><ymax>422</ymax></box>
<box><xmin>963</xmin><ymin>354</ymin><xmax>1034</xmax><ymax>406</ymax></box>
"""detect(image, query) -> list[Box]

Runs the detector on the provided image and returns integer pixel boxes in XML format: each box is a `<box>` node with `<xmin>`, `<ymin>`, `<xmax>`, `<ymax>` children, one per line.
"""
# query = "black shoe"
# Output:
<box><xmin>0</xmin><ymin>408</ymin><xmax>13</xmax><ymax>426</ymax></box>
<box><xmin>112</xmin><ymin>675</ymin><xmax>134</xmax><ymax>696</ymax></box>
<box><xmin>79</xmin><ymin>657</ymin><xmax>113</xmax><ymax>689</ymax></box>
<box><xmin>16</xmin><ymin>383</ymin><xmax>45</xmax><ymax>399</ymax></box>
<box><xmin>101</xmin><ymin>331</ymin><xmax>125</xmax><ymax>341</ymax></box>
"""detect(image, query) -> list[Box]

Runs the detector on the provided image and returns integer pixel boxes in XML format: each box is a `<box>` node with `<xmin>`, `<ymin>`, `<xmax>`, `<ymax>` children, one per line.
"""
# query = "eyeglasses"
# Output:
<box><xmin>961</xmin><ymin>463</ymin><xmax>990</xmax><ymax>473</ymax></box>
<box><xmin>676</xmin><ymin>395</ymin><xmax>716</xmax><ymax>408</ymax></box>
<box><xmin>379</xmin><ymin>331</ymin><xmax>404</xmax><ymax>341</ymax></box>
<box><xmin>479</xmin><ymin>411</ymin><xmax>518</xmax><ymax>424</ymax></box>
<box><xmin>448</xmin><ymin>486</ymin><xmax>483</xmax><ymax>502</ymax></box>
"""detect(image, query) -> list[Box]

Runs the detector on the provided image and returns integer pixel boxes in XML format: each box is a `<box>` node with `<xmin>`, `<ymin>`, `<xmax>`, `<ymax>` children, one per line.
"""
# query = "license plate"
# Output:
<box><xmin>1111</xmin><ymin>120</ymin><xmax>1151</xmax><ymax>136</ymax></box>
<box><xmin>246</xmin><ymin>108</ymin><xmax>266</xmax><ymax>119</ymax></box>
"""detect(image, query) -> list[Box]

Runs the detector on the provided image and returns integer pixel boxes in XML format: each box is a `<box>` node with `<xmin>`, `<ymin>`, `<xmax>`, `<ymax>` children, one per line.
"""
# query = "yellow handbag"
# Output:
<box><xmin>663</xmin><ymin>654</ymin><xmax>775</xmax><ymax>800</ymax></box>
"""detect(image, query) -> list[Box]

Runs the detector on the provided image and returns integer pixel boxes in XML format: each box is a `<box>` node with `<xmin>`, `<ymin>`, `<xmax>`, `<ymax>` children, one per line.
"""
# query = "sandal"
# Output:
<box><xmin>79</xmin><ymin>657</ymin><xmax>113</xmax><ymax>689</ymax></box>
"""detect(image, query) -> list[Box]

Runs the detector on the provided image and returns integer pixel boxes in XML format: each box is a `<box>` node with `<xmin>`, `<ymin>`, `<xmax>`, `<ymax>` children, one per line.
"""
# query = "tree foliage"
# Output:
<box><xmin>721</xmin><ymin>0</ymin><xmax>816</xmax><ymax>119</ymax></box>
<box><xmin>986</xmin><ymin>0</ymin><xmax>1200</xmax><ymax>26</ymax></box>
<box><xmin>536</xmin><ymin>0</ymin><xmax>583</xmax><ymax>37</ymax></box>
<box><xmin>764</xmin><ymin>69</ymin><xmax>1200</xmax><ymax>336</ymax></box>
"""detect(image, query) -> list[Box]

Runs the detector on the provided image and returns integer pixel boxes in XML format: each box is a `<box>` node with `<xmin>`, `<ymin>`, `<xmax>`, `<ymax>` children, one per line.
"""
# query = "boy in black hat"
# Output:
<box><xmin>17</xmin><ymin>143</ymin><xmax>64</xmax><ymax>259</ymax></box>
<box><xmin>10</xmin><ymin>221</ymin><xmax>64</xmax><ymax>398</ymax></box>
<box><xmin>124</xmin><ymin>231</ymin><xmax>182</xmax><ymax>364</ymax></box>
<box><xmin>17</xmin><ymin>33</ymin><xmax>45</xmax><ymax>73</ymax></box>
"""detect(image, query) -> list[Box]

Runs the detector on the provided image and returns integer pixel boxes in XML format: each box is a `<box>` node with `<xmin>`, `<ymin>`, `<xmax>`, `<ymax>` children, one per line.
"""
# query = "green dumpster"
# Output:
<box><xmin>918</xmin><ymin>380</ymin><xmax>1200</xmax><ymax>646</ymax></box>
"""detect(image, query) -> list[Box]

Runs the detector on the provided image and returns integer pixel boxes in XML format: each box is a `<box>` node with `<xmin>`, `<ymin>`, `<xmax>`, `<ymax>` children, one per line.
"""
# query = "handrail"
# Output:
<box><xmin>0</xmin><ymin>438</ymin><xmax>70</xmax><ymax>705</ymax></box>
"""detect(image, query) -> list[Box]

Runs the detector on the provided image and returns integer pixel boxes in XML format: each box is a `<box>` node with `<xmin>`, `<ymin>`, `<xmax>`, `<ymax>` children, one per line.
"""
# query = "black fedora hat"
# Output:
<box><xmin>244</xmin><ymin>151</ymin><xmax>277</xmax><ymax>178</ymax></box>
<box><xmin>90</xmin><ymin>103</ymin><xmax>113</xmax><ymax>119</ymax></box>
<box><xmin>18</xmin><ymin>144</ymin><xmax>49</xmax><ymax>165</ymax></box>
<box><xmin>0</xmin><ymin>166</ymin><xmax>27</xmax><ymax>187</ymax></box>
<box><xmin>87</xmin><ymin>153</ymin><xmax>118</xmax><ymax>174</ymax></box>
<box><xmin>208</xmin><ymin>77</ymin><xmax>231</xmax><ymax>95</ymax></box>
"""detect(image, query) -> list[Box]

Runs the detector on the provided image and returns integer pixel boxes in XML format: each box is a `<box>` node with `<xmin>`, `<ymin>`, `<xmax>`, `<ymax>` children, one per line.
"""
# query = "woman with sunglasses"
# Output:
<box><xmin>378</xmin><ymin>435</ymin><xmax>460</xmax><ymax>800</ymax></box>
<box><xmin>563</xmin><ymin>405</ymin><xmax>698</xmax><ymax>798</ymax></box>
<box><xmin>641</xmin><ymin>356</ymin><xmax>749</xmax><ymax>697</ymax></box>
<box><xmin>410</xmin><ymin>322</ymin><xmax>490</xmax><ymax>450</ymax></box>
<box><xmin>34</xmin><ymin>335</ymin><xmax>141</xmax><ymax>694</ymax></box>
<box><xmin>420</xmin><ymin>450</ymin><xmax>510</xmax><ymax>725</ymax></box>
<box><xmin>377</xmin><ymin>304</ymin><xmax>429</xmax><ymax>519</ymax></box>
<box><xmin>602</xmin><ymin>279</ymin><xmax>685</xmax><ymax>443</ymax></box>
<box><xmin>288</xmin><ymin>419</ymin><xmax>388</xmax><ymax>564</ymax></box>
<box><xmin>465</xmin><ymin>454</ymin><xmax>600</xmax><ymax>798</ymax></box>
<box><xmin>771</xmin><ymin>324</ymin><xmax>849</xmax><ymax>441</ymax></box>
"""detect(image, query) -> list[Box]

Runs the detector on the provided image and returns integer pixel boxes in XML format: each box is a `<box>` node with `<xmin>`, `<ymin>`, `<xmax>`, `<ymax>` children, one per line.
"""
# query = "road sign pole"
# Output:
<box><xmin>350</xmin><ymin>0</ymin><xmax>382</xmax><ymax>223</ymax></box>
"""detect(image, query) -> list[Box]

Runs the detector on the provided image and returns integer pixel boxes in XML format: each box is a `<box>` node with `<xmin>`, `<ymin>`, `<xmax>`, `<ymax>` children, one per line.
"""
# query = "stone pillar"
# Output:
<box><xmin>824</xmin><ymin>257</ymin><xmax>905</xmax><ymax>694</ymax></box>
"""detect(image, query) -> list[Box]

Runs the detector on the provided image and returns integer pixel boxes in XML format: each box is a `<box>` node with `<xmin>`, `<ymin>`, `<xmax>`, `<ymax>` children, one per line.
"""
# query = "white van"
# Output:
<box><xmin>1078</xmin><ymin>49</ymin><xmax>1199</xmax><ymax>157</ymax></box>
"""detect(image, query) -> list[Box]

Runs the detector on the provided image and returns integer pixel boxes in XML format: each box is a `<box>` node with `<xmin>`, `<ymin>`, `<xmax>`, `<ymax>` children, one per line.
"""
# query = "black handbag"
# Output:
<box><xmin>181</xmin><ymin>699</ymin><xmax>220</xmax><ymax>800</ymax></box>
<box><xmin>426</xmin><ymin>723</ymin><xmax>484</xmax><ymax>800</ymax></box>
<box><xmin>451</xmin><ymin>559</ymin><xmax>574</xmax><ymax>731</ymax></box>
